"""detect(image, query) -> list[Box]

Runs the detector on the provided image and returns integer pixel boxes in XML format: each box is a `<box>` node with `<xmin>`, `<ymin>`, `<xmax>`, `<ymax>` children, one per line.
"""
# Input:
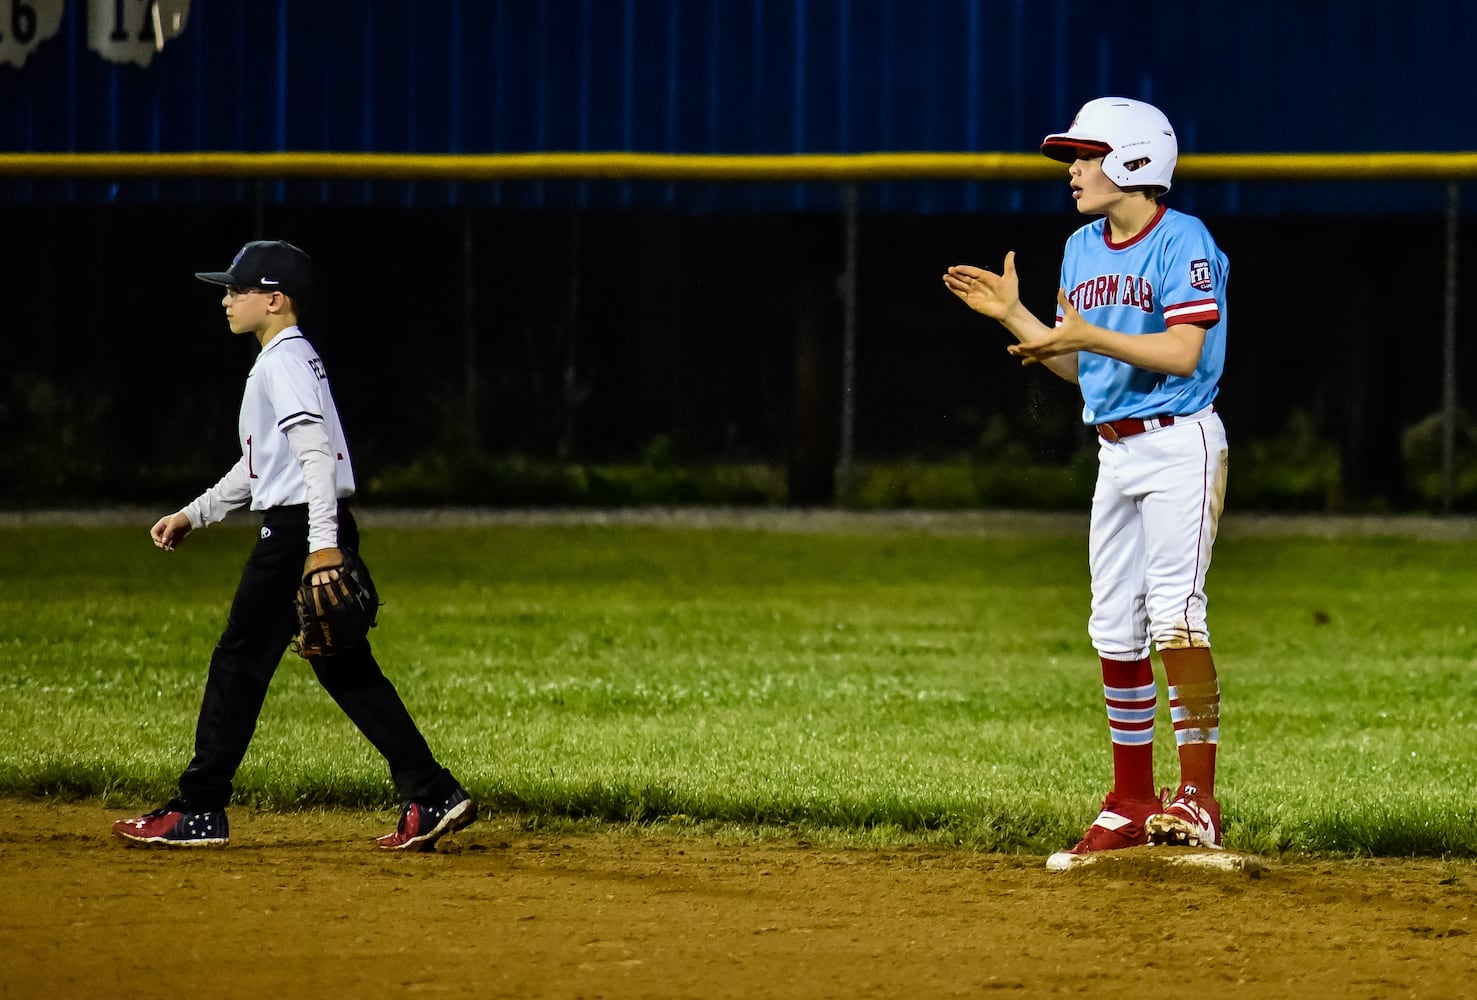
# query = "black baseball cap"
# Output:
<box><xmin>195</xmin><ymin>240</ymin><xmax>313</xmax><ymax>297</ymax></box>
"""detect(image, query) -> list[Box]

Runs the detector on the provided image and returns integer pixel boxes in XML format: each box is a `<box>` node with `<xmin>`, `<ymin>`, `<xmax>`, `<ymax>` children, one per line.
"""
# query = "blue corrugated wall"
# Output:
<box><xmin>3</xmin><ymin>0</ymin><xmax>1475</xmax><ymax>212</ymax></box>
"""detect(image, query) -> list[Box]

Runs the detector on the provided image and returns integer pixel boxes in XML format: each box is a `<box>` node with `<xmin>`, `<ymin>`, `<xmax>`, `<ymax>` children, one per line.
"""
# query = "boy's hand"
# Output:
<box><xmin>304</xmin><ymin>547</ymin><xmax>345</xmax><ymax>586</ymax></box>
<box><xmin>1007</xmin><ymin>289</ymin><xmax>1095</xmax><ymax>364</ymax></box>
<box><xmin>150</xmin><ymin>512</ymin><xmax>193</xmax><ymax>551</ymax></box>
<box><xmin>942</xmin><ymin>251</ymin><xmax>1021</xmax><ymax>322</ymax></box>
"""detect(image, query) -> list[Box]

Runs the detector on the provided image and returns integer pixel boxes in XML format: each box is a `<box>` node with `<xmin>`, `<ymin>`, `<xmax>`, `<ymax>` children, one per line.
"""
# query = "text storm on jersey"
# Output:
<box><xmin>1067</xmin><ymin>274</ymin><xmax>1156</xmax><ymax>314</ymax></box>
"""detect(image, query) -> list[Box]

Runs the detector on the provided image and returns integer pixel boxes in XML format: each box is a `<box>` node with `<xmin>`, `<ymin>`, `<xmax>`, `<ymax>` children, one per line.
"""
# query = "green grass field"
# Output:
<box><xmin>2</xmin><ymin>515</ymin><xmax>1474</xmax><ymax>858</ymax></box>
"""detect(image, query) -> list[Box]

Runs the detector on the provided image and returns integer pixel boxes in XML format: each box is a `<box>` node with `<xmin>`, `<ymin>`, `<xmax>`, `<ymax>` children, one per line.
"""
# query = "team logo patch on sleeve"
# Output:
<box><xmin>1189</xmin><ymin>259</ymin><xmax>1213</xmax><ymax>292</ymax></box>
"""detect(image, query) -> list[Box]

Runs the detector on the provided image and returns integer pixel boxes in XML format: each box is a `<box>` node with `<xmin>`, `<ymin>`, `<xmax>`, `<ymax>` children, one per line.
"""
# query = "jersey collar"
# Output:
<box><xmin>259</xmin><ymin>325</ymin><xmax>305</xmax><ymax>354</ymax></box>
<box><xmin>1102</xmin><ymin>203</ymin><xmax>1168</xmax><ymax>251</ymax></box>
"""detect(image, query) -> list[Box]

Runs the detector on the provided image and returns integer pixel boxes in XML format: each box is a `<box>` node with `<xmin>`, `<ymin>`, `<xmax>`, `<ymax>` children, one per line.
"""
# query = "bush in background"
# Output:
<box><xmin>9</xmin><ymin>398</ymin><xmax>1470</xmax><ymax>514</ymax></box>
<box><xmin>367</xmin><ymin>445</ymin><xmax>785</xmax><ymax>507</ymax></box>
<box><xmin>1402</xmin><ymin>408</ymin><xmax>1477</xmax><ymax>509</ymax></box>
<box><xmin>1225</xmin><ymin>410</ymin><xmax>1343</xmax><ymax>513</ymax></box>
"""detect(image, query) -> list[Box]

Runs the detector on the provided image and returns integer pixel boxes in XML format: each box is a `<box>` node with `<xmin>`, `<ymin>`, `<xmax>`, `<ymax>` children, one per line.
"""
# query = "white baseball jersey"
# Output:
<box><xmin>1056</xmin><ymin>204</ymin><xmax>1228</xmax><ymax>424</ymax></box>
<box><xmin>239</xmin><ymin>328</ymin><xmax>355</xmax><ymax>509</ymax></box>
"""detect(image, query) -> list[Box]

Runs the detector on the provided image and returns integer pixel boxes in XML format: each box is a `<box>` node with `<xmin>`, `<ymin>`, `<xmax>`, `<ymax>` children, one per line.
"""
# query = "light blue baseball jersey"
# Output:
<box><xmin>1055</xmin><ymin>204</ymin><xmax>1228</xmax><ymax>424</ymax></box>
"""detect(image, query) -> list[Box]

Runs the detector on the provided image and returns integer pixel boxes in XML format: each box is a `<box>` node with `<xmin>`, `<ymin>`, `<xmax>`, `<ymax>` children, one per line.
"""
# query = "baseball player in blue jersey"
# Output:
<box><xmin>113</xmin><ymin>240</ymin><xmax>475</xmax><ymax>851</ymax></box>
<box><xmin>942</xmin><ymin>98</ymin><xmax>1229</xmax><ymax>869</ymax></box>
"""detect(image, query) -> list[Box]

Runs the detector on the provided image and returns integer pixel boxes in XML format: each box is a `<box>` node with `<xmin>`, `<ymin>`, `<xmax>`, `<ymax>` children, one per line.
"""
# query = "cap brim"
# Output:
<box><xmin>1040</xmin><ymin>136</ymin><xmax>1113</xmax><ymax>163</ymax></box>
<box><xmin>195</xmin><ymin>271</ymin><xmax>234</xmax><ymax>286</ymax></box>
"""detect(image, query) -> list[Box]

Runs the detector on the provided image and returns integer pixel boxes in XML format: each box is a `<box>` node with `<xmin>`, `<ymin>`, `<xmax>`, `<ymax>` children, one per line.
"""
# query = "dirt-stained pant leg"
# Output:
<box><xmin>1087</xmin><ymin>412</ymin><xmax>1228</xmax><ymax>658</ymax></box>
<box><xmin>1141</xmin><ymin>414</ymin><xmax>1227</xmax><ymax>650</ymax></box>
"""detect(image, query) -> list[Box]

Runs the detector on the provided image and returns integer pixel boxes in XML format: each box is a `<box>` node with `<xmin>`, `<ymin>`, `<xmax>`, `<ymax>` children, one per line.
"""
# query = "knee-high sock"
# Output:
<box><xmin>1160</xmin><ymin>646</ymin><xmax>1220</xmax><ymax>796</ymax></box>
<box><xmin>1101</xmin><ymin>656</ymin><xmax>1156</xmax><ymax>801</ymax></box>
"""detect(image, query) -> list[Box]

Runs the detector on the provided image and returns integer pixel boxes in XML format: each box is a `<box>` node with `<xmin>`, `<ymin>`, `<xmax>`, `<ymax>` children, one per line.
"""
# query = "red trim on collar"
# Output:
<box><xmin>1103</xmin><ymin>203</ymin><xmax>1168</xmax><ymax>250</ymax></box>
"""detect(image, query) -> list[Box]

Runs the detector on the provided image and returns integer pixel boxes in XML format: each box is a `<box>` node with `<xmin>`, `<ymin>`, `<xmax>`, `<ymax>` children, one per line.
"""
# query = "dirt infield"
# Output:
<box><xmin>3</xmin><ymin>799</ymin><xmax>1473</xmax><ymax>999</ymax></box>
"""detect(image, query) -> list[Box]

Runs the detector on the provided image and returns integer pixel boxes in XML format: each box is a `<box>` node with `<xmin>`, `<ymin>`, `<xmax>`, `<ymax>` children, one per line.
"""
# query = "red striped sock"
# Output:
<box><xmin>1100</xmin><ymin>656</ymin><xmax>1156</xmax><ymax>801</ymax></box>
<box><xmin>1161</xmin><ymin>647</ymin><xmax>1220</xmax><ymax>796</ymax></box>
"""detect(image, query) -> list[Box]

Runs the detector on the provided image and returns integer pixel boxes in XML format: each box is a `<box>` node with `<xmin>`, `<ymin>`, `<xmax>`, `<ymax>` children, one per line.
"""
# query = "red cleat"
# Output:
<box><xmin>1147</xmin><ymin>784</ymin><xmax>1222</xmax><ymax>848</ymax></box>
<box><xmin>1047</xmin><ymin>792</ymin><xmax>1162</xmax><ymax>870</ymax></box>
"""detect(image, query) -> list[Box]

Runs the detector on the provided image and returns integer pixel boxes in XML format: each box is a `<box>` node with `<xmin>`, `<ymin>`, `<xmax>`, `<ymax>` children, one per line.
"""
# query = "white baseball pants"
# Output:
<box><xmin>1087</xmin><ymin>407</ymin><xmax>1228</xmax><ymax>660</ymax></box>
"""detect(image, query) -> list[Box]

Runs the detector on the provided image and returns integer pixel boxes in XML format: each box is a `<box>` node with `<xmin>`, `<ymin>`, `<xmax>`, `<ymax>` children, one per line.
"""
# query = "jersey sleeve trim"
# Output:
<box><xmin>276</xmin><ymin>409</ymin><xmax>324</xmax><ymax>430</ymax></box>
<box><xmin>1162</xmin><ymin>298</ymin><xmax>1220</xmax><ymax>326</ymax></box>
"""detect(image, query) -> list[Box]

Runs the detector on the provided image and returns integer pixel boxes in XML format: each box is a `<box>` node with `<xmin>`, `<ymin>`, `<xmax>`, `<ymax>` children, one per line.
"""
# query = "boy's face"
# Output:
<box><xmin>1067</xmin><ymin>156</ymin><xmax>1124</xmax><ymax>216</ymax></box>
<box><xmin>221</xmin><ymin>286</ymin><xmax>281</xmax><ymax>335</ymax></box>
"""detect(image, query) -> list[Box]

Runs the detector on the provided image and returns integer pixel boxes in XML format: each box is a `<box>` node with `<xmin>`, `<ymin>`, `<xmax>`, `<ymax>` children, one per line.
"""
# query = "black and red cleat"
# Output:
<box><xmin>113</xmin><ymin>804</ymin><xmax>229</xmax><ymax>847</ymax></box>
<box><xmin>376</xmin><ymin>785</ymin><xmax>476</xmax><ymax>851</ymax></box>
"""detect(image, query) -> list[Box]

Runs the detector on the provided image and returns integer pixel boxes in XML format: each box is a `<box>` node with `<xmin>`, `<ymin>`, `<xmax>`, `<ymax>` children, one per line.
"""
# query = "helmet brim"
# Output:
<box><xmin>1040</xmin><ymin>136</ymin><xmax>1113</xmax><ymax>163</ymax></box>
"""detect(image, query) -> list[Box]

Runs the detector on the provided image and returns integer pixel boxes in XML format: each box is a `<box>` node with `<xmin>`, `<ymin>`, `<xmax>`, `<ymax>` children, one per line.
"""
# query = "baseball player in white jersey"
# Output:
<box><xmin>113</xmin><ymin>240</ymin><xmax>475</xmax><ymax>851</ymax></box>
<box><xmin>942</xmin><ymin>98</ymin><xmax>1229</xmax><ymax>869</ymax></box>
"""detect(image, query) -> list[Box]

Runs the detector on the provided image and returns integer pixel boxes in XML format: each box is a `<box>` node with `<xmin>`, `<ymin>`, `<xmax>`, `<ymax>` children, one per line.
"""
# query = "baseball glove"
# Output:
<box><xmin>292</xmin><ymin>548</ymin><xmax>380</xmax><ymax>658</ymax></box>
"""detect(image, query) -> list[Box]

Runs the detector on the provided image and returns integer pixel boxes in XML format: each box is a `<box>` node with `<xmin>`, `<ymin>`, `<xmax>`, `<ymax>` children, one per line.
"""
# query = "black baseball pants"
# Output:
<box><xmin>176</xmin><ymin>503</ymin><xmax>455</xmax><ymax>811</ymax></box>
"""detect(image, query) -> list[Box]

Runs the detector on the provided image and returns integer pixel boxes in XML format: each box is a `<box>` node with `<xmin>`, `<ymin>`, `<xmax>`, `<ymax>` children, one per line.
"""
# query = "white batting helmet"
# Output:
<box><xmin>1041</xmin><ymin>97</ymin><xmax>1178</xmax><ymax>192</ymax></box>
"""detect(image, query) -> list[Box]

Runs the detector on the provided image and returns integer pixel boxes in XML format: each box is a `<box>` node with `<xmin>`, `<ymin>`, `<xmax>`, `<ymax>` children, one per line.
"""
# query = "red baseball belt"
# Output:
<box><xmin>1095</xmin><ymin>415</ymin><xmax>1175</xmax><ymax>443</ymax></box>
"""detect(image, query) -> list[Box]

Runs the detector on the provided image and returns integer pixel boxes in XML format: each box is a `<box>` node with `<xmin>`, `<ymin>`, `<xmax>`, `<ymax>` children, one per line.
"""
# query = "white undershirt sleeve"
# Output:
<box><xmin>181</xmin><ymin>456</ymin><xmax>252</xmax><ymax>529</ymax></box>
<box><xmin>285</xmin><ymin>420</ymin><xmax>340</xmax><ymax>552</ymax></box>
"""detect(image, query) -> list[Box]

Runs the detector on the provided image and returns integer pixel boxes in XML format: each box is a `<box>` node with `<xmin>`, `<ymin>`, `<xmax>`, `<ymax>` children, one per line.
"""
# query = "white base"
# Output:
<box><xmin>1046</xmin><ymin>845</ymin><xmax>1268</xmax><ymax>875</ymax></box>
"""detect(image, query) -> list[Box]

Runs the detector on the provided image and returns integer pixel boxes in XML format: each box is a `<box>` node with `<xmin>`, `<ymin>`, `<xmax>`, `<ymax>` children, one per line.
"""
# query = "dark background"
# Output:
<box><xmin>3</xmin><ymin>1</ymin><xmax>1475</xmax><ymax>509</ymax></box>
<box><xmin>5</xmin><ymin>198</ymin><xmax>1464</xmax><ymax>509</ymax></box>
